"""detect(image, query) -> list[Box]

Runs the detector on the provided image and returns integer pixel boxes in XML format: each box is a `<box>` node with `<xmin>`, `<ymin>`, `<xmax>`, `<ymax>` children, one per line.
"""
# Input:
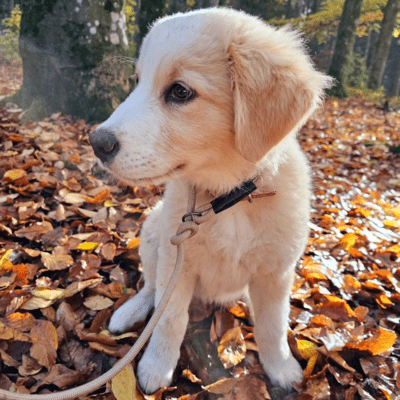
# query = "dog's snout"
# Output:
<box><xmin>90</xmin><ymin>128</ymin><xmax>120</xmax><ymax>165</ymax></box>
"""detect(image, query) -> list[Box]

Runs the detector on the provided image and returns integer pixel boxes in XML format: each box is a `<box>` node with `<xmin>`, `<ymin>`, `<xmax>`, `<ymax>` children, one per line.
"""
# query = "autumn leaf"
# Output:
<box><xmin>127</xmin><ymin>237</ymin><xmax>141</xmax><ymax>249</ymax></box>
<box><xmin>346</xmin><ymin>327</ymin><xmax>397</xmax><ymax>355</ymax></box>
<box><xmin>218</xmin><ymin>326</ymin><xmax>246</xmax><ymax>369</ymax></box>
<box><xmin>111</xmin><ymin>364</ymin><xmax>146</xmax><ymax>400</ymax></box>
<box><xmin>30</xmin><ymin>320</ymin><xmax>58</xmax><ymax>369</ymax></box>
<box><xmin>32</xmin><ymin>287</ymin><xmax>65</xmax><ymax>300</ymax></box>
<box><xmin>41</xmin><ymin>250</ymin><xmax>74</xmax><ymax>270</ymax></box>
<box><xmin>84</xmin><ymin>295</ymin><xmax>114</xmax><ymax>311</ymax></box>
<box><xmin>297</xmin><ymin>340</ymin><xmax>318</xmax><ymax>378</ymax></box>
<box><xmin>339</xmin><ymin>233</ymin><xmax>357</xmax><ymax>250</ymax></box>
<box><xmin>77</xmin><ymin>242</ymin><xmax>99</xmax><ymax>251</ymax></box>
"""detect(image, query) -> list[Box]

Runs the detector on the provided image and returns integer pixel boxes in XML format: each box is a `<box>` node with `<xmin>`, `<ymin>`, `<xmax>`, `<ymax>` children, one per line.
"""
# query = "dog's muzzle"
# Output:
<box><xmin>89</xmin><ymin>128</ymin><xmax>120</xmax><ymax>165</ymax></box>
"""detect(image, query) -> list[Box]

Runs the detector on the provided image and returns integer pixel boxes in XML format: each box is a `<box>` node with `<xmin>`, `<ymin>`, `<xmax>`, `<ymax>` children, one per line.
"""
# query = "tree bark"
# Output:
<box><xmin>192</xmin><ymin>0</ymin><xmax>219</xmax><ymax>8</ymax></box>
<box><xmin>12</xmin><ymin>0</ymin><xmax>129</xmax><ymax>122</ymax></box>
<box><xmin>367</xmin><ymin>0</ymin><xmax>399</xmax><ymax>90</ymax></box>
<box><xmin>387</xmin><ymin>47</ymin><xmax>400</xmax><ymax>96</ymax></box>
<box><xmin>138</xmin><ymin>0</ymin><xmax>168</xmax><ymax>42</ymax></box>
<box><xmin>169</xmin><ymin>0</ymin><xmax>188</xmax><ymax>13</ymax></box>
<box><xmin>327</xmin><ymin>0</ymin><xmax>364</xmax><ymax>98</ymax></box>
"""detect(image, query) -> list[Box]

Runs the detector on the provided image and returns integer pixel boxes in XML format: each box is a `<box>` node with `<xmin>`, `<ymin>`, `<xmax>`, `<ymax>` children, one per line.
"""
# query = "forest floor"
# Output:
<box><xmin>0</xmin><ymin>61</ymin><xmax>400</xmax><ymax>400</ymax></box>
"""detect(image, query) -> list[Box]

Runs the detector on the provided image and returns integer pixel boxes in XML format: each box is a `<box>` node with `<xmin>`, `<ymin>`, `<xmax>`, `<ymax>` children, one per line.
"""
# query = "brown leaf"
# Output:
<box><xmin>15</xmin><ymin>221</ymin><xmax>53</xmax><ymax>241</ymax></box>
<box><xmin>84</xmin><ymin>295</ymin><xmax>114</xmax><ymax>310</ymax></box>
<box><xmin>6</xmin><ymin>312</ymin><xmax>35</xmax><ymax>331</ymax></box>
<box><xmin>41</xmin><ymin>248</ymin><xmax>74</xmax><ymax>270</ymax></box>
<box><xmin>30</xmin><ymin>320</ymin><xmax>58</xmax><ymax>369</ymax></box>
<box><xmin>33</xmin><ymin>363</ymin><xmax>94</xmax><ymax>391</ymax></box>
<box><xmin>18</xmin><ymin>354</ymin><xmax>43</xmax><ymax>376</ymax></box>
<box><xmin>59</xmin><ymin>339</ymin><xmax>94</xmax><ymax>371</ymax></box>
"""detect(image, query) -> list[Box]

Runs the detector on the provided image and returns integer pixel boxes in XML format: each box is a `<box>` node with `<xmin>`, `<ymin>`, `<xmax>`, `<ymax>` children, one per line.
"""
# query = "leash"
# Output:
<box><xmin>0</xmin><ymin>180</ymin><xmax>273</xmax><ymax>399</ymax></box>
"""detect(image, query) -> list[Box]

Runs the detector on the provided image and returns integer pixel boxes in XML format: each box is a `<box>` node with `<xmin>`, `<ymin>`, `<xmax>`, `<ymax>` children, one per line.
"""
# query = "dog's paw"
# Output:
<box><xmin>108</xmin><ymin>292</ymin><xmax>154</xmax><ymax>334</ymax></box>
<box><xmin>264</xmin><ymin>353</ymin><xmax>303</xmax><ymax>389</ymax></box>
<box><xmin>136</xmin><ymin>346</ymin><xmax>175</xmax><ymax>394</ymax></box>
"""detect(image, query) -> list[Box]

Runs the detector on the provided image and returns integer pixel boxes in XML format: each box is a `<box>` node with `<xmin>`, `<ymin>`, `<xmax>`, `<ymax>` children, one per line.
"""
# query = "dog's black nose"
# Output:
<box><xmin>90</xmin><ymin>128</ymin><xmax>120</xmax><ymax>165</ymax></box>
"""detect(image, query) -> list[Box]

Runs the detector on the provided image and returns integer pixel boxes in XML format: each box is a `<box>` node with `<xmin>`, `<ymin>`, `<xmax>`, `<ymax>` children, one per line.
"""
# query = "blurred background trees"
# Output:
<box><xmin>0</xmin><ymin>0</ymin><xmax>399</xmax><ymax>120</ymax></box>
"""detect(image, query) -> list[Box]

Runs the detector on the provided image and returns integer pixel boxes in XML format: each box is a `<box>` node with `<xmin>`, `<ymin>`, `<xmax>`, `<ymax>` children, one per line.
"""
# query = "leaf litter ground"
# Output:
<box><xmin>0</xmin><ymin>85</ymin><xmax>400</xmax><ymax>399</ymax></box>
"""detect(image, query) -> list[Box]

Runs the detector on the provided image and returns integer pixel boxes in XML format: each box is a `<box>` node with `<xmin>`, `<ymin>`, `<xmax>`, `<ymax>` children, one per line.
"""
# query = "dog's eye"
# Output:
<box><xmin>129</xmin><ymin>73</ymin><xmax>139</xmax><ymax>85</ymax></box>
<box><xmin>166</xmin><ymin>83</ymin><xmax>195</xmax><ymax>103</ymax></box>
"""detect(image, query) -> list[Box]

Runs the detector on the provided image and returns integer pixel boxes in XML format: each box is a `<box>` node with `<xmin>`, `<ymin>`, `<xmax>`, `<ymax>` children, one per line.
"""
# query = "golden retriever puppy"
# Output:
<box><xmin>90</xmin><ymin>8</ymin><xmax>332</xmax><ymax>394</ymax></box>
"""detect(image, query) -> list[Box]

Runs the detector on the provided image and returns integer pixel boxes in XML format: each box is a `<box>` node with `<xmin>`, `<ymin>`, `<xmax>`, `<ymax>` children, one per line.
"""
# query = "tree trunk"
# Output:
<box><xmin>138</xmin><ymin>0</ymin><xmax>168</xmax><ymax>43</ymax></box>
<box><xmin>367</xmin><ymin>0</ymin><xmax>399</xmax><ymax>90</ymax></box>
<box><xmin>169</xmin><ymin>0</ymin><xmax>188</xmax><ymax>13</ymax></box>
<box><xmin>12</xmin><ymin>0</ymin><xmax>129</xmax><ymax>122</ymax></box>
<box><xmin>192</xmin><ymin>0</ymin><xmax>219</xmax><ymax>8</ymax></box>
<box><xmin>327</xmin><ymin>0</ymin><xmax>364</xmax><ymax>98</ymax></box>
<box><xmin>387</xmin><ymin>45</ymin><xmax>400</xmax><ymax>96</ymax></box>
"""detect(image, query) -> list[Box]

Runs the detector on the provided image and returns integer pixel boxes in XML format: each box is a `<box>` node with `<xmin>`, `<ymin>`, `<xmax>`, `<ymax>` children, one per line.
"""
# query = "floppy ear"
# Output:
<box><xmin>229</xmin><ymin>29</ymin><xmax>331</xmax><ymax>163</ymax></box>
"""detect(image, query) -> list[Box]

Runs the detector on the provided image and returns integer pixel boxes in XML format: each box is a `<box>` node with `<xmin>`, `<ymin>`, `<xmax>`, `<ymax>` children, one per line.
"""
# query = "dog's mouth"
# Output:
<box><xmin>137</xmin><ymin>163</ymin><xmax>186</xmax><ymax>183</ymax></box>
<box><xmin>115</xmin><ymin>163</ymin><xmax>187</xmax><ymax>185</ymax></box>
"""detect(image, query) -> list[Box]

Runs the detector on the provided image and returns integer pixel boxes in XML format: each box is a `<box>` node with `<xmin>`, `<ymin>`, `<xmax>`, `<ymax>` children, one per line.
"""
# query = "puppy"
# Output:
<box><xmin>90</xmin><ymin>8</ymin><xmax>331</xmax><ymax>394</ymax></box>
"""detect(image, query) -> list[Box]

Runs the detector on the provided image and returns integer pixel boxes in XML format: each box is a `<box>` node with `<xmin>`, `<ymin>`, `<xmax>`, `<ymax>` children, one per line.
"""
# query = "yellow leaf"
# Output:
<box><xmin>297</xmin><ymin>340</ymin><xmax>317</xmax><ymax>360</ymax></box>
<box><xmin>339</xmin><ymin>233</ymin><xmax>357</xmax><ymax>250</ymax></box>
<box><xmin>112</xmin><ymin>364</ymin><xmax>144</xmax><ymax>400</ymax></box>
<box><xmin>127</xmin><ymin>237</ymin><xmax>141</xmax><ymax>250</ymax></box>
<box><xmin>0</xmin><ymin>249</ymin><xmax>13</xmax><ymax>271</ymax></box>
<box><xmin>383</xmin><ymin>219</ymin><xmax>398</xmax><ymax>228</ymax></box>
<box><xmin>31</xmin><ymin>288</ymin><xmax>65</xmax><ymax>301</ymax></box>
<box><xmin>297</xmin><ymin>340</ymin><xmax>317</xmax><ymax>378</ymax></box>
<box><xmin>385</xmin><ymin>207</ymin><xmax>400</xmax><ymax>219</ymax></box>
<box><xmin>104</xmin><ymin>200</ymin><xmax>118</xmax><ymax>207</ymax></box>
<box><xmin>77</xmin><ymin>242</ymin><xmax>99</xmax><ymax>251</ymax></box>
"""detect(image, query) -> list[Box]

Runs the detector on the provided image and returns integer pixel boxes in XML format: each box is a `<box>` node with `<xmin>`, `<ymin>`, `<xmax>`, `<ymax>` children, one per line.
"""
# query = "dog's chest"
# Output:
<box><xmin>209</xmin><ymin>209</ymin><xmax>258</xmax><ymax>264</ymax></box>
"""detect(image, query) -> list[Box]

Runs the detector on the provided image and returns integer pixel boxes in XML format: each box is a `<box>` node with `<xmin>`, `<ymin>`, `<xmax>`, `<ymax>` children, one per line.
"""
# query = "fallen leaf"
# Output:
<box><xmin>84</xmin><ymin>295</ymin><xmax>114</xmax><ymax>311</ymax></box>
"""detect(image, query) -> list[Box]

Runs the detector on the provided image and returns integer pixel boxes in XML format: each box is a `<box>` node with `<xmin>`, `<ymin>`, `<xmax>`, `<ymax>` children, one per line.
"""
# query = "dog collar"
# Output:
<box><xmin>210</xmin><ymin>179</ymin><xmax>258</xmax><ymax>214</ymax></box>
<box><xmin>182</xmin><ymin>179</ymin><xmax>276</xmax><ymax>222</ymax></box>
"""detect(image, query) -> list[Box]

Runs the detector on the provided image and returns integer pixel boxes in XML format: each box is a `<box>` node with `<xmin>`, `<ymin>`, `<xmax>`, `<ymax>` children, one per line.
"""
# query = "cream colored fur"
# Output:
<box><xmin>97</xmin><ymin>8</ymin><xmax>332</xmax><ymax>394</ymax></box>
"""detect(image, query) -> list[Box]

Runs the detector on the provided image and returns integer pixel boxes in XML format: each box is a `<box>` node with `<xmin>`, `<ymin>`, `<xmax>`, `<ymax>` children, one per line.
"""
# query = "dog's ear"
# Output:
<box><xmin>229</xmin><ymin>28</ymin><xmax>331</xmax><ymax>163</ymax></box>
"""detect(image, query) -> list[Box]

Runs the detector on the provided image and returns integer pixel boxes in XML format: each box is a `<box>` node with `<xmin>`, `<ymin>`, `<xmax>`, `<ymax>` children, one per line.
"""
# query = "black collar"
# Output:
<box><xmin>210</xmin><ymin>179</ymin><xmax>257</xmax><ymax>214</ymax></box>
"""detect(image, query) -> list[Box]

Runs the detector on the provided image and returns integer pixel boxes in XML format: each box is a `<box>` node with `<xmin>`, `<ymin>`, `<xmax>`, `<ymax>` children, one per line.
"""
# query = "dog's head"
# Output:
<box><xmin>90</xmin><ymin>9</ymin><xmax>332</xmax><ymax>193</ymax></box>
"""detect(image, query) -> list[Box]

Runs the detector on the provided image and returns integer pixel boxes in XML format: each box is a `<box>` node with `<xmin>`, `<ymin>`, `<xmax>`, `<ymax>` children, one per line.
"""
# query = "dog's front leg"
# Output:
<box><xmin>137</xmin><ymin>250</ymin><xmax>196</xmax><ymax>394</ymax></box>
<box><xmin>249</xmin><ymin>271</ymin><xmax>303</xmax><ymax>388</ymax></box>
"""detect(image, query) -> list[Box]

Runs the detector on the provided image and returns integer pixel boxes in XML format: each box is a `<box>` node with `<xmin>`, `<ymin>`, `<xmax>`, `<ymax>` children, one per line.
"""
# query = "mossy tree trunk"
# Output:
<box><xmin>12</xmin><ymin>0</ymin><xmax>129</xmax><ymax>122</ymax></box>
<box><xmin>367</xmin><ymin>0</ymin><xmax>399</xmax><ymax>91</ymax></box>
<box><xmin>327</xmin><ymin>0</ymin><xmax>364</xmax><ymax>98</ymax></box>
<box><xmin>137</xmin><ymin>0</ymin><xmax>168</xmax><ymax>43</ymax></box>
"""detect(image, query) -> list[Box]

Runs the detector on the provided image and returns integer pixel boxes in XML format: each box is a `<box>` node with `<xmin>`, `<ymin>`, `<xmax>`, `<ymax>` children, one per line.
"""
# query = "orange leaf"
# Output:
<box><xmin>85</xmin><ymin>189</ymin><xmax>111</xmax><ymax>204</ymax></box>
<box><xmin>342</xmin><ymin>274</ymin><xmax>361</xmax><ymax>294</ymax></box>
<box><xmin>376</xmin><ymin>294</ymin><xmax>393</xmax><ymax>309</ymax></box>
<box><xmin>317</xmin><ymin>295</ymin><xmax>355</xmax><ymax>320</ymax></box>
<box><xmin>127</xmin><ymin>237</ymin><xmax>141</xmax><ymax>250</ymax></box>
<box><xmin>346</xmin><ymin>327</ymin><xmax>396</xmax><ymax>355</ymax></box>
<box><xmin>348</xmin><ymin>248</ymin><xmax>364</xmax><ymax>258</ymax></box>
